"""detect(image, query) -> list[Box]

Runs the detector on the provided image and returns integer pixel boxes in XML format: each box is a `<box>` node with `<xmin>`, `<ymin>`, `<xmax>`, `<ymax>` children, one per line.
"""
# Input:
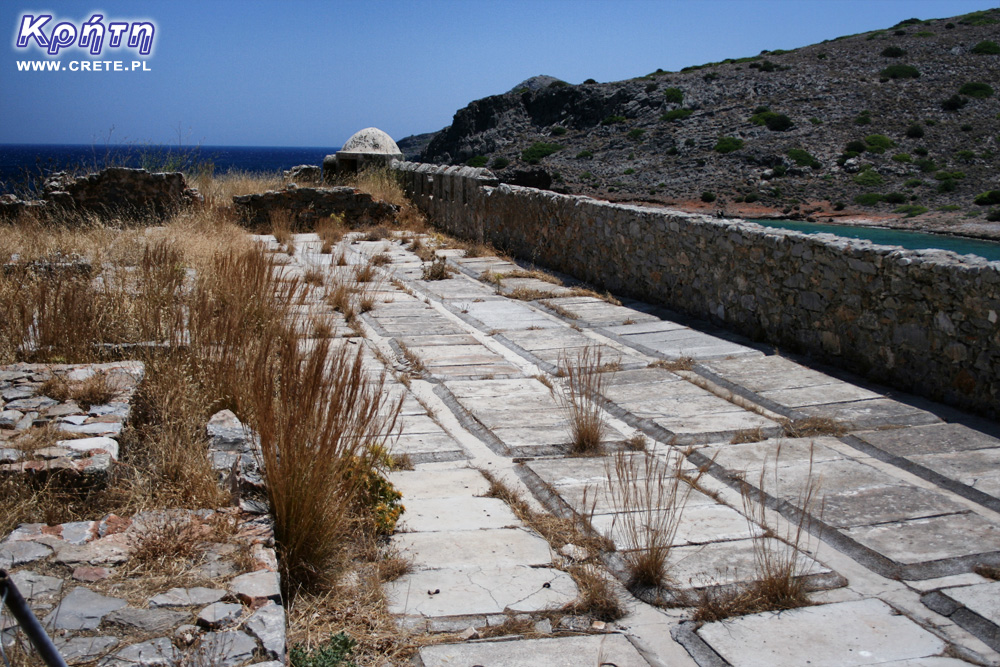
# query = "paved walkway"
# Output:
<box><xmin>281</xmin><ymin>231</ymin><xmax>1000</xmax><ymax>666</ymax></box>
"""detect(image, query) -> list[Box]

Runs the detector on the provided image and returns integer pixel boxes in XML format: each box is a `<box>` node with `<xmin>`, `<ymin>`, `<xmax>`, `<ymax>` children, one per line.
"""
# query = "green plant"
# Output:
<box><xmin>904</xmin><ymin>178</ymin><xmax>923</xmax><ymax>188</ymax></box>
<box><xmin>701</xmin><ymin>191</ymin><xmax>717</xmax><ymax>203</ymax></box>
<box><xmin>521</xmin><ymin>142</ymin><xmax>564</xmax><ymax>164</ymax></box>
<box><xmin>714</xmin><ymin>136</ymin><xmax>744</xmax><ymax>153</ymax></box>
<box><xmin>916</xmin><ymin>158</ymin><xmax>937</xmax><ymax>172</ymax></box>
<box><xmin>891</xmin><ymin>153</ymin><xmax>911</xmax><ymax>163</ymax></box>
<box><xmin>942</xmin><ymin>95</ymin><xmax>968</xmax><ymax>111</ymax></box>
<box><xmin>750</xmin><ymin>110</ymin><xmax>793</xmax><ymax>131</ymax></box>
<box><xmin>845</xmin><ymin>140</ymin><xmax>866</xmax><ymax>154</ymax></box>
<box><xmin>914</xmin><ymin>30</ymin><xmax>934</xmax><ymax>37</ymax></box>
<box><xmin>895</xmin><ymin>205</ymin><xmax>927</xmax><ymax>217</ymax></box>
<box><xmin>960</xmin><ymin>124</ymin><xmax>973</xmax><ymax>132</ymax></box>
<box><xmin>663</xmin><ymin>87</ymin><xmax>683</xmax><ymax>103</ymax></box>
<box><xmin>864</xmin><ymin>134</ymin><xmax>896</xmax><ymax>153</ymax></box>
<box><xmin>623</xmin><ymin>168</ymin><xmax>636</xmax><ymax>175</ymax></box>
<box><xmin>880</xmin><ymin>46</ymin><xmax>907</xmax><ymax>57</ymax></box>
<box><xmin>971</xmin><ymin>40</ymin><xmax>1000</xmax><ymax>55</ymax></box>
<box><xmin>880</xmin><ymin>64</ymin><xmax>920</xmax><ymax>79</ymax></box>
<box><xmin>938</xmin><ymin>179</ymin><xmax>958</xmax><ymax>193</ymax></box>
<box><xmin>576</xmin><ymin>150</ymin><xmax>594</xmax><ymax>159</ymax></box>
<box><xmin>938</xmin><ymin>204</ymin><xmax>961</xmax><ymax>211</ymax></box>
<box><xmin>987</xmin><ymin>209</ymin><xmax>1000</xmax><ymax>222</ymax></box>
<box><xmin>854</xmin><ymin>193</ymin><xmax>884</xmax><ymax>205</ymax></box>
<box><xmin>935</xmin><ymin>170</ymin><xmax>966</xmax><ymax>181</ymax></box>
<box><xmin>290</xmin><ymin>633</ymin><xmax>357</xmax><ymax>667</ymax></box>
<box><xmin>853</xmin><ymin>169</ymin><xmax>884</xmax><ymax>187</ymax></box>
<box><xmin>627</xmin><ymin>128</ymin><xmax>646</xmax><ymax>140</ymax></box>
<box><xmin>961</xmin><ymin>10</ymin><xmax>999</xmax><ymax>26</ymax></box>
<box><xmin>491</xmin><ymin>156</ymin><xmax>510</xmax><ymax>169</ymax></box>
<box><xmin>905</xmin><ymin>124</ymin><xmax>924</xmax><ymax>138</ymax></box>
<box><xmin>974</xmin><ymin>191</ymin><xmax>1000</xmax><ymax>206</ymax></box>
<box><xmin>560</xmin><ymin>346</ymin><xmax>612</xmax><ymax>455</ymax></box>
<box><xmin>466</xmin><ymin>155</ymin><xmax>488</xmax><ymax>168</ymax></box>
<box><xmin>601</xmin><ymin>115</ymin><xmax>627</xmax><ymax>125</ymax></box>
<box><xmin>421</xmin><ymin>255</ymin><xmax>455</xmax><ymax>280</ymax></box>
<box><xmin>884</xmin><ymin>192</ymin><xmax>907</xmax><ymax>204</ymax></box>
<box><xmin>661</xmin><ymin>108</ymin><xmax>693</xmax><ymax>122</ymax></box>
<box><xmin>786</xmin><ymin>149</ymin><xmax>820</xmax><ymax>168</ymax></box>
<box><xmin>854</xmin><ymin>112</ymin><xmax>872</xmax><ymax>126</ymax></box>
<box><xmin>958</xmin><ymin>82</ymin><xmax>994</xmax><ymax>98</ymax></box>
<box><xmin>551</xmin><ymin>125</ymin><xmax>568</xmax><ymax>136</ymax></box>
<box><xmin>744</xmin><ymin>193</ymin><xmax>759</xmax><ymax>203</ymax></box>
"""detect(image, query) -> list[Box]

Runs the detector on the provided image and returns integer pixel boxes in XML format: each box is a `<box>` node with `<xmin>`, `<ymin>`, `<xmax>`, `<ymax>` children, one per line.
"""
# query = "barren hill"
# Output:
<box><xmin>417</xmin><ymin>8</ymin><xmax>1000</xmax><ymax>237</ymax></box>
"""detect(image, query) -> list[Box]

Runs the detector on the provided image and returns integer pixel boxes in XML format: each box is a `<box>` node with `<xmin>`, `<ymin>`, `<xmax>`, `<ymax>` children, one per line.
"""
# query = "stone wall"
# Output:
<box><xmin>232</xmin><ymin>185</ymin><xmax>398</xmax><ymax>228</ymax></box>
<box><xmin>392</xmin><ymin>160</ymin><xmax>1000</xmax><ymax>418</ymax></box>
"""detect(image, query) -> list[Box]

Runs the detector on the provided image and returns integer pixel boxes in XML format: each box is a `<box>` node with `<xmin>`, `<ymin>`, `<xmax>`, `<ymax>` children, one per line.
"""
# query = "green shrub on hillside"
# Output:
<box><xmin>904</xmin><ymin>178</ymin><xmax>923</xmax><ymax>188</ymax></box>
<box><xmin>970</xmin><ymin>40</ymin><xmax>1000</xmax><ymax>54</ymax></box>
<box><xmin>550</xmin><ymin>125</ymin><xmax>568</xmax><ymax>136</ymax></box>
<box><xmin>601</xmin><ymin>115</ymin><xmax>627</xmax><ymax>125</ymax></box>
<box><xmin>627</xmin><ymin>128</ymin><xmax>646</xmax><ymax>140</ymax></box>
<box><xmin>853</xmin><ymin>169</ymin><xmax>885</xmax><ymax>187</ymax></box>
<box><xmin>661</xmin><ymin>108</ymin><xmax>693</xmax><ymax>122</ymax></box>
<box><xmin>884</xmin><ymin>192</ymin><xmax>907</xmax><ymax>204</ymax></box>
<box><xmin>662</xmin><ymin>87</ymin><xmax>684</xmax><ymax>104</ymax></box>
<box><xmin>750</xmin><ymin>110</ymin><xmax>794</xmax><ymax>131</ymax></box>
<box><xmin>701</xmin><ymin>191</ymin><xmax>717</xmax><ymax>203</ymax></box>
<box><xmin>865</xmin><ymin>134</ymin><xmax>896</xmax><ymax>153</ymax></box>
<box><xmin>845</xmin><ymin>140</ymin><xmax>867</xmax><ymax>154</ymax></box>
<box><xmin>916</xmin><ymin>158</ymin><xmax>937</xmax><ymax>172</ymax></box>
<box><xmin>988</xmin><ymin>209</ymin><xmax>1000</xmax><ymax>222</ymax></box>
<box><xmin>854</xmin><ymin>193</ymin><xmax>884</xmax><ymax>205</ymax></box>
<box><xmin>491</xmin><ymin>156</ymin><xmax>510</xmax><ymax>169</ymax></box>
<box><xmin>880</xmin><ymin>64</ymin><xmax>920</xmax><ymax>79</ymax></box>
<box><xmin>880</xmin><ymin>46</ymin><xmax>907</xmax><ymax>57</ymax></box>
<box><xmin>575</xmin><ymin>150</ymin><xmax>593</xmax><ymax>159</ymax></box>
<box><xmin>892</xmin><ymin>153</ymin><xmax>911</xmax><ymax>162</ymax></box>
<box><xmin>466</xmin><ymin>155</ymin><xmax>488</xmax><ymax>168</ymax></box>
<box><xmin>955</xmin><ymin>150</ymin><xmax>975</xmax><ymax>163</ymax></box>
<box><xmin>895</xmin><ymin>205</ymin><xmax>928</xmax><ymax>217</ymax></box>
<box><xmin>787</xmin><ymin>148</ymin><xmax>820</xmax><ymax>168</ymax></box>
<box><xmin>958</xmin><ymin>82</ymin><xmax>994</xmax><ymax>98</ymax></box>
<box><xmin>935</xmin><ymin>171</ymin><xmax>965</xmax><ymax>181</ymax></box>
<box><xmin>974</xmin><ymin>190</ymin><xmax>1000</xmax><ymax>206</ymax></box>
<box><xmin>905</xmin><ymin>124</ymin><xmax>924</xmax><ymax>138</ymax></box>
<box><xmin>714</xmin><ymin>136</ymin><xmax>744</xmax><ymax>153</ymax></box>
<box><xmin>942</xmin><ymin>95</ymin><xmax>968</xmax><ymax>111</ymax></box>
<box><xmin>854</xmin><ymin>112</ymin><xmax>873</xmax><ymax>125</ymax></box>
<box><xmin>521</xmin><ymin>142</ymin><xmax>563</xmax><ymax>164</ymax></box>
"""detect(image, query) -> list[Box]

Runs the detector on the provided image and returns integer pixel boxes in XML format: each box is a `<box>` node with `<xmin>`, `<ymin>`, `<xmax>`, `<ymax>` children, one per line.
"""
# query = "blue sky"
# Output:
<box><xmin>1</xmin><ymin>0</ymin><xmax>997</xmax><ymax>148</ymax></box>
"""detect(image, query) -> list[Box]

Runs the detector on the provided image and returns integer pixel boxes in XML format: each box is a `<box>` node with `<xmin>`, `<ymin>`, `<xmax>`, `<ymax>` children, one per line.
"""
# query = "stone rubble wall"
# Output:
<box><xmin>232</xmin><ymin>185</ymin><xmax>398</xmax><ymax>228</ymax></box>
<box><xmin>391</xmin><ymin>160</ymin><xmax>1000</xmax><ymax>418</ymax></box>
<box><xmin>0</xmin><ymin>168</ymin><xmax>201</xmax><ymax>222</ymax></box>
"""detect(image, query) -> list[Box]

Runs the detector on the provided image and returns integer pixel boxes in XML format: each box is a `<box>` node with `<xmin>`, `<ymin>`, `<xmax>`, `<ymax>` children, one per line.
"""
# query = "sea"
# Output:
<box><xmin>0</xmin><ymin>143</ymin><xmax>337</xmax><ymax>194</ymax></box>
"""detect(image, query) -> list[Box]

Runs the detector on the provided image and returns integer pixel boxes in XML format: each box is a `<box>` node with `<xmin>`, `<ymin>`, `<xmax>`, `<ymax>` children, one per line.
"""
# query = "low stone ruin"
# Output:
<box><xmin>0</xmin><ymin>168</ymin><xmax>202</xmax><ymax>222</ymax></box>
<box><xmin>281</xmin><ymin>165</ymin><xmax>321</xmax><ymax>184</ymax></box>
<box><xmin>232</xmin><ymin>185</ymin><xmax>398</xmax><ymax>228</ymax></box>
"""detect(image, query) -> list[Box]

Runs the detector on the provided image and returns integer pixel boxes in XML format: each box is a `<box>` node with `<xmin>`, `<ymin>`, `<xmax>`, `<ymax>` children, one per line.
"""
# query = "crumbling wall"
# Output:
<box><xmin>232</xmin><ymin>185</ymin><xmax>398</xmax><ymax>228</ymax></box>
<box><xmin>392</xmin><ymin>160</ymin><xmax>1000</xmax><ymax>418</ymax></box>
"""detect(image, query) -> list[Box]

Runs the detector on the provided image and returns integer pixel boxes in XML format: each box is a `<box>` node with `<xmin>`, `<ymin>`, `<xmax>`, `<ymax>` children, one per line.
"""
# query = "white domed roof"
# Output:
<box><xmin>339</xmin><ymin>127</ymin><xmax>402</xmax><ymax>155</ymax></box>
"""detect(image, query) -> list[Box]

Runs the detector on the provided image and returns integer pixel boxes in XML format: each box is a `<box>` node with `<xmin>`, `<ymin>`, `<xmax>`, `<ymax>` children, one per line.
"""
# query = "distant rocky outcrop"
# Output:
<box><xmin>395</xmin><ymin>132</ymin><xmax>439</xmax><ymax>161</ymax></box>
<box><xmin>0</xmin><ymin>168</ymin><xmax>201</xmax><ymax>221</ymax></box>
<box><xmin>232</xmin><ymin>186</ymin><xmax>398</xmax><ymax>228</ymax></box>
<box><xmin>422</xmin><ymin>8</ymin><xmax>1000</xmax><ymax>229</ymax></box>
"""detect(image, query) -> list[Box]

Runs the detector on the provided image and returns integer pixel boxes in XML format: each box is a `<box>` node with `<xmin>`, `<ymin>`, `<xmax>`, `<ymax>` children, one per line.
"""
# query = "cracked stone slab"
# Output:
<box><xmin>820</xmin><ymin>484</ymin><xmax>969</xmax><ymax>528</ymax></box>
<box><xmin>0</xmin><ymin>540</ymin><xmax>52</xmax><ymax>568</ymax></box>
<box><xmin>44</xmin><ymin>587</ymin><xmax>127</xmax><ymax>630</ymax></box>
<box><xmin>694</xmin><ymin>599</ymin><xmax>947</xmax><ymax>667</ymax></box>
<box><xmin>388</xmin><ymin>469</ymin><xmax>490</xmax><ymax>499</ymax></box>
<box><xmin>419</xmin><ymin>634</ymin><xmax>650</xmax><ymax>667</ymax></box>
<box><xmin>245</xmin><ymin>602</ymin><xmax>286</xmax><ymax>660</ymax></box>
<box><xmin>462</xmin><ymin>300</ymin><xmax>562</xmax><ymax>330</ymax></box>
<box><xmin>855</xmin><ymin>423</ymin><xmax>1000</xmax><ymax>457</ymax></box>
<box><xmin>149</xmin><ymin>586</ymin><xmax>226</xmax><ymax>608</ymax></box>
<box><xmin>9</xmin><ymin>570</ymin><xmax>63</xmax><ymax>600</ymax></box>
<box><xmin>397</xmin><ymin>497</ymin><xmax>519</xmax><ymax>532</ymax></box>
<box><xmin>391</xmin><ymin>528</ymin><xmax>554</xmax><ymax>569</ymax></box>
<box><xmin>54</xmin><ymin>636</ymin><xmax>119</xmax><ymax>665</ymax></box>
<box><xmin>591</xmin><ymin>503</ymin><xmax>763</xmax><ymax>549</ymax></box>
<box><xmin>384</xmin><ymin>565</ymin><xmax>577</xmax><ymax>617</ymax></box>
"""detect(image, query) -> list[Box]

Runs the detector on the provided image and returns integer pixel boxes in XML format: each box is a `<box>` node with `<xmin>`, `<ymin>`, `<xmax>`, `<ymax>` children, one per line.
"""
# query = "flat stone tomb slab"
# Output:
<box><xmin>489</xmin><ymin>425</ymin><xmax>571</xmax><ymax>449</ymax></box>
<box><xmin>603</xmin><ymin>377</ymin><xmax>707</xmax><ymax>405</ymax></box>
<box><xmin>385</xmin><ymin>565</ymin><xmax>577</xmax><ymax>617</ymax></box>
<box><xmin>419</xmin><ymin>279</ymin><xmax>497</xmax><ymax>300</ymax></box>
<box><xmin>704</xmin><ymin>355</ymin><xmax>843</xmax><ymax>392</ymax></box>
<box><xmin>590</xmin><ymin>502</ymin><xmax>762</xmax><ymax>548</ymax></box>
<box><xmin>761</xmin><ymin>383</ymin><xmax>884</xmax><ymax>408</ymax></box>
<box><xmin>699</xmin><ymin>437</ymin><xmax>850</xmax><ymax>475</ymax></box>
<box><xmin>555</xmin><ymin>482</ymin><xmax>719</xmax><ymax>515</ymax></box>
<box><xmin>603</xmin><ymin>367</ymin><xmax>684</xmax><ymax>387</ymax></box>
<box><xmin>909</xmin><ymin>448</ymin><xmax>1000</xmax><ymax>498</ymax></box>
<box><xmin>606</xmin><ymin>320</ymin><xmax>689</xmax><ymax>336</ymax></box>
<box><xmin>819</xmin><ymin>484</ymin><xmax>970</xmax><ymax>529</ymax></box>
<box><xmin>696</xmin><ymin>598</ymin><xmax>947</xmax><ymax>667</ymax></box>
<box><xmin>530</xmin><ymin>345</ymin><xmax>646</xmax><ymax>370</ymax></box>
<box><xmin>651</xmin><ymin>410</ymin><xmax>779</xmax><ymax>438</ymax></box>
<box><xmin>407</xmin><ymin>344</ymin><xmax>508</xmax><ymax>367</ymax></box>
<box><xmin>462</xmin><ymin>300</ymin><xmax>561</xmax><ymax>330</ymax></box>
<box><xmin>797</xmin><ymin>399</ymin><xmax>941</xmax><ymax>429</ymax></box>
<box><xmin>620</xmin><ymin>329</ymin><xmax>761</xmax><ymax>359</ymax></box>
<box><xmin>391</xmin><ymin>527</ymin><xmax>553</xmax><ymax>569</ymax></box>
<box><xmin>502</xmin><ymin>277</ymin><xmax>573</xmax><ymax>295</ymax></box>
<box><xmin>390</xmin><ymin>433</ymin><xmax>466</xmax><ymax>460</ymax></box>
<box><xmin>397</xmin><ymin>497</ymin><xmax>519</xmax><ymax>533</ymax></box>
<box><xmin>396</xmin><ymin>334</ymin><xmax>481</xmax><ymax>348</ymax></box>
<box><xmin>458</xmin><ymin>392</ymin><xmax>562</xmax><ymax>416</ymax></box>
<box><xmin>446</xmin><ymin>378</ymin><xmax>554</xmax><ymax>400</ymax></box>
<box><xmin>501</xmin><ymin>328</ymin><xmax>594</xmax><ymax>351</ymax></box>
<box><xmin>620</xmin><ymin>392</ymin><xmax>756</xmax><ymax>421</ymax></box>
<box><xmin>426</xmin><ymin>364</ymin><xmax>523</xmax><ymax>380</ymax></box>
<box><xmin>665</xmin><ymin>537</ymin><xmax>834</xmax><ymax>592</ymax></box>
<box><xmin>388</xmin><ymin>469</ymin><xmax>490</xmax><ymax>499</ymax></box>
<box><xmin>396</xmin><ymin>415</ymin><xmax>442</xmax><ymax>435</ymax></box>
<box><xmin>843</xmin><ymin>512</ymin><xmax>1000</xmax><ymax>566</ymax></box>
<box><xmin>751</xmin><ymin>459</ymin><xmax>903</xmax><ymax>504</ymax></box>
<box><xmin>376</xmin><ymin>320</ymin><xmax>462</xmax><ymax>336</ymax></box>
<box><xmin>542</xmin><ymin>297</ymin><xmax>661</xmax><ymax>325</ymax></box>
<box><xmin>856</xmin><ymin>423</ymin><xmax>1000</xmax><ymax>457</ymax></box>
<box><xmin>526</xmin><ymin>453</ymin><xmax>693</xmax><ymax>490</ymax></box>
<box><xmin>419</xmin><ymin>634</ymin><xmax>649</xmax><ymax>667</ymax></box>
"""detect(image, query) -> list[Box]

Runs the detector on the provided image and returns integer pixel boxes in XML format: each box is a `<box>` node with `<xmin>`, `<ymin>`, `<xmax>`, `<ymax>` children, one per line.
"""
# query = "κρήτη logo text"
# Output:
<box><xmin>15</xmin><ymin>14</ymin><xmax>156</xmax><ymax>57</ymax></box>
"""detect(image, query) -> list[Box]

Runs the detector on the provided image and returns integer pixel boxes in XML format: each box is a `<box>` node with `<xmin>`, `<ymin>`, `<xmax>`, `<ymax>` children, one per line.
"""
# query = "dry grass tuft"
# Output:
<box><xmin>693</xmin><ymin>442</ymin><xmax>819</xmax><ymax>622</ymax></box>
<box><xmin>126</xmin><ymin>513</ymin><xmax>207</xmax><ymax>574</ymax></box>
<box><xmin>420</xmin><ymin>256</ymin><xmax>455</xmax><ymax>281</ymax></box>
<box><xmin>649</xmin><ymin>357</ymin><xmax>695</xmax><ymax>372</ymax></box>
<box><xmin>370</xmin><ymin>252</ymin><xmax>392</xmax><ymax>266</ymax></box>
<box><xmin>602</xmin><ymin>450</ymin><xmax>702</xmax><ymax>592</ymax></box>
<box><xmin>564</xmin><ymin>564</ymin><xmax>626</xmax><ymax>622</ymax></box>
<box><xmin>501</xmin><ymin>269</ymin><xmax>562</xmax><ymax>285</ymax></box>
<box><xmin>622</xmin><ymin>433</ymin><xmax>648</xmax><ymax>451</ymax></box>
<box><xmin>303</xmin><ymin>267</ymin><xmax>326</xmax><ymax>287</ymax></box>
<box><xmin>560</xmin><ymin>347</ymin><xmax>613</xmax><ymax>455</ymax></box>
<box><xmin>730</xmin><ymin>427</ymin><xmax>765</xmax><ymax>444</ymax></box>
<box><xmin>783</xmin><ymin>416</ymin><xmax>847</xmax><ymax>438</ymax></box>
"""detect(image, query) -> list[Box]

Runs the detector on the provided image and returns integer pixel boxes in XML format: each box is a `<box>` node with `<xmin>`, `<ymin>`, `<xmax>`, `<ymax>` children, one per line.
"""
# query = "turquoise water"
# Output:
<box><xmin>749</xmin><ymin>219</ymin><xmax>1000</xmax><ymax>262</ymax></box>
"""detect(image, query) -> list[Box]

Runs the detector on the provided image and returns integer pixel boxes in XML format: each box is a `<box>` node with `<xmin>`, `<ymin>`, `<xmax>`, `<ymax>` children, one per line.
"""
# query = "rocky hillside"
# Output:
<box><xmin>419</xmin><ymin>8</ymin><xmax>1000</xmax><ymax>237</ymax></box>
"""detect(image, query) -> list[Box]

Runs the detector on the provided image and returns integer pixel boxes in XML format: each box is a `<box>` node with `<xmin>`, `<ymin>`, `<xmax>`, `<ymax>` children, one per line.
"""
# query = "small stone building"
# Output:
<box><xmin>323</xmin><ymin>127</ymin><xmax>403</xmax><ymax>183</ymax></box>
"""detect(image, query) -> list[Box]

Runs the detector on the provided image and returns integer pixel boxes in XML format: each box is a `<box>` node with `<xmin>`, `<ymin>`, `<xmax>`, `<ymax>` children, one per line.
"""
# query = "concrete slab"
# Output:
<box><xmin>664</xmin><ymin>537</ymin><xmax>834</xmax><ymax>591</ymax></box>
<box><xmin>397</xmin><ymin>497</ymin><xmax>519</xmax><ymax>532</ymax></box>
<box><xmin>591</xmin><ymin>503</ymin><xmax>762</xmax><ymax>548</ymax></box>
<box><xmin>489</xmin><ymin>425</ymin><xmax>571</xmax><ymax>449</ymax></box>
<box><xmin>419</xmin><ymin>634</ymin><xmax>650</xmax><ymax>667</ymax></box>
<box><xmin>391</xmin><ymin>528</ymin><xmax>553</xmax><ymax>569</ymax></box>
<box><xmin>909</xmin><ymin>449</ymin><xmax>1000</xmax><ymax>498</ymax></box>
<box><xmin>426</xmin><ymin>363</ymin><xmax>523</xmax><ymax>380</ymax></box>
<box><xmin>396</xmin><ymin>334</ymin><xmax>482</xmax><ymax>348</ymax></box>
<box><xmin>463</xmin><ymin>301</ymin><xmax>561</xmax><ymax>330</ymax></box>
<box><xmin>700</xmin><ymin>437</ymin><xmax>849</xmax><ymax>474</ymax></box>
<box><xmin>843</xmin><ymin>512</ymin><xmax>1000</xmax><ymax>566</ymax></box>
<box><xmin>607</xmin><ymin>321</ymin><xmax>690</xmax><ymax>335</ymax></box>
<box><xmin>391</xmin><ymin>433</ymin><xmax>467</xmax><ymax>462</ymax></box>
<box><xmin>797</xmin><ymin>399</ymin><xmax>941</xmax><ymax>429</ymax></box>
<box><xmin>446</xmin><ymin>378</ymin><xmax>553</xmax><ymax>399</ymax></box>
<box><xmin>388</xmin><ymin>469</ymin><xmax>490</xmax><ymax>499</ymax></box>
<box><xmin>696</xmin><ymin>599</ymin><xmax>947</xmax><ymax>667</ymax></box>
<box><xmin>946</xmin><ymin>581</ymin><xmax>1000</xmax><ymax>625</ymax></box>
<box><xmin>855</xmin><ymin>423</ymin><xmax>1000</xmax><ymax>457</ymax></box>
<box><xmin>385</xmin><ymin>565</ymin><xmax>577</xmax><ymax>616</ymax></box>
<box><xmin>651</xmin><ymin>410</ymin><xmax>780</xmax><ymax>440</ymax></box>
<box><xmin>555</xmin><ymin>483</ymin><xmax>719</xmax><ymax>514</ymax></box>
<box><xmin>761</xmin><ymin>383</ymin><xmax>884</xmax><ymax>408</ymax></box>
<box><xmin>704</xmin><ymin>355</ymin><xmax>842</xmax><ymax>392</ymax></box>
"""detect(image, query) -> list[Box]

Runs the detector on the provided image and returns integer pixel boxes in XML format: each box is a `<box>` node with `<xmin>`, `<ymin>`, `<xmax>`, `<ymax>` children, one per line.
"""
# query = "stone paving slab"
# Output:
<box><xmin>605</xmin><ymin>323</ymin><xmax>763</xmax><ymax>360</ymax></box>
<box><xmin>462</xmin><ymin>300</ymin><xmax>563</xmax><ymax>331</ymax></box>
<box><xmin>391</xmin><ymin>432</ymin><xmax>468</xmax><ymax>463</ymax></box>
<box><xmin>385</xmin><ymin>565</ymin><xmax>578</xmax><ymax>617</ymax></box>
<box><xmin>389</xmin><ymin>468</ymin><xmax>490</xmax><ymax>499</ymax></box>
<box><xmin>397</xmin><ymin>497</ymin><xmax>520</xmax><ymax>532</ymax></box>
<box><xmin>922</xmin><ymin>581</ymin><xmax>1000</xmax><ymax>652</ymax></box>
<box><xmin>392</xmin><ymin>528</ymin><xmax>554</xmax><ymax>569</ymax></box>
<box><xmin>689</xmin><ymin>599</ymin><xmax>949</xmax><ymax>667</ymax></box>
<box><xmin>843</xmin><ymin>513</ymin><xmax>1000</xmax><ymax>571</ymax></box>
<box><xmin>418</xmin><ymin>634</ymin><xmax>651</xmax><ymax>667</ymax></box>
<box><xmin>591</xmin><ymin>503</ymin><xmax>763</xmax><ymax>548</ymax></box>
<box><xmin>542</xmin><ymin>296</ymin><xmax>661</xmax><ymax>326</ymax></box>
